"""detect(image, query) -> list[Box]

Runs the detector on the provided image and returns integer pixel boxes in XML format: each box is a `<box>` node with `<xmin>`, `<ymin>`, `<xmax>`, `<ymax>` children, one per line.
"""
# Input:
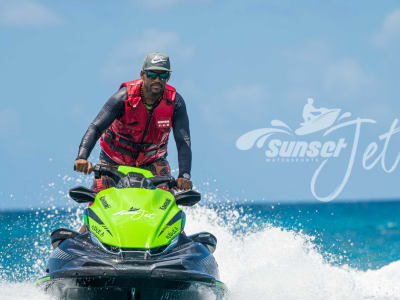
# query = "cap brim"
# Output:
<box><xmin>143</xmin><ymin>66</ymin><xmax>171</xmax><ymax>72</ymax></box>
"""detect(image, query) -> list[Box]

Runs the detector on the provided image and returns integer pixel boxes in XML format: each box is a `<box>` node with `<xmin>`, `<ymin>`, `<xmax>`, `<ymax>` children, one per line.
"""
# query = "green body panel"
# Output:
<box><xmin>86</xmin><ymin>166</ymin><xmax>183</xmax><ymax>249</ymax></box>
<box><xmin>117</xmin><ymin>165</ymin><xmax>154</xmax><ymax>178</ymax></box>
<box><xmin>36</xmin><ymin>276</ymin><xmax>50</xmax><ymax>284</ymax></box>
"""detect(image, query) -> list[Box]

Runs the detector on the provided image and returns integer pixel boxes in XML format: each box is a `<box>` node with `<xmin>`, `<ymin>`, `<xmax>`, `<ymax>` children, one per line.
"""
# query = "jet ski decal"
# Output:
<box><xmin>112</xmin><ymin>208</ymin><xmax>155</xmax><ymax>221</ymax></box>
<box><xmin>91</xmin><ymin>224</ymin><xmax>105</xmax><ymax>237</ymax></box>
<box><xmin>159</xmin><ymin>199</ymin><xmax>171</xmax><ymax>210</ymax></box>
<box><xmin>87</xmin><ymin>208</ymin><xmax>104</xmax><ymax>225</ymax></box>
<box><xmin>166</xmin><ymin>226</ymin><xmax>179</xmax><ymax>239</ymax></box>
<box><xmin>87</xmin><ymin>208</ymin><xmax>112</xmax><ymax>236</ymax></box>
<box><xmin>100</xmin><ymin>196</ymin><xmax>110</xmax><ymax>209</ymax></box>
<box><xmin>158</xmin><ymin>211</ymin><xmax>183</xmax><ymax>237</ymax></box>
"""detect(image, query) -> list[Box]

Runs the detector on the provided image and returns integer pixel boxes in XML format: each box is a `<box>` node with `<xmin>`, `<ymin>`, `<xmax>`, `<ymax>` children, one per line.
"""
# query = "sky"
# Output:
<box><xmin>1</xmin><ymin>0</ymin><xmax>400</xmax><ymax>209</ymax></box>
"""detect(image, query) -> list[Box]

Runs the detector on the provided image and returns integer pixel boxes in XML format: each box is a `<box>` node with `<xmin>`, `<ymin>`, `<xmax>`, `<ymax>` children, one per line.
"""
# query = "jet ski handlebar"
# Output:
<box><xmin>92</xmin><ymin>164</ymin><xmax>176</xmax><ymax>189</ymax></box>
<box><xmin>93</xmin><ymin>164</ymin><xmax>124</xmax><ymax>182</ymax></box>
<box><xmin>70</xmin><ymin>165</ymin><xmax>199</xmax><ymax>205</ymax></box>
<box><xmin>150</xmin><ymin>176</ymin><xmax>176</xmax><ymax>189</ymax></box>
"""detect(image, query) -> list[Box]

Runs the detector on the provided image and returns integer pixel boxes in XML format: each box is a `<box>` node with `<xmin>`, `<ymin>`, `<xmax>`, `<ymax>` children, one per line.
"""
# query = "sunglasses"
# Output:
<box><xmin>145</xmin><ymin>71</ymin><xmax>169</xmax><ymax>81</ymax></box>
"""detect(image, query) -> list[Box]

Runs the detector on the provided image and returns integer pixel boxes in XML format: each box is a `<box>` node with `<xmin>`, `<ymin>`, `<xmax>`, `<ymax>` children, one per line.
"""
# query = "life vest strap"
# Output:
<box><xmin>103</xmin><ymin>132</ymin><xmax>167</xmax><ymax>160</ymax></box>
<box><xmin>104</xmin><ymin>129</ymin><xmax>157</xmax><ymax>150</ymax></box>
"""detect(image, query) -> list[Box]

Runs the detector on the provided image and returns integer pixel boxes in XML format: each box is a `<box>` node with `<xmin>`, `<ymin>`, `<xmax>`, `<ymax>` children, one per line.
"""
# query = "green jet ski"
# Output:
<box><xmin>37</xmin><ymin>165</ymin><xmax>227</xmax><ymax>300</ymax></box>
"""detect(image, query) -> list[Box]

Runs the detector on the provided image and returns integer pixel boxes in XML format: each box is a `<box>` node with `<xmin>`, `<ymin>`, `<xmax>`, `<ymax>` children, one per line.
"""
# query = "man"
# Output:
<box><xmin>74</xmin><ymin>52</ymin><xmax>192</xmax><ymax>192</ymax></box>
<box><xmin>302</xmin><ymin>98</ymin><xmax>322</xmax><ymax>124</ymax></box>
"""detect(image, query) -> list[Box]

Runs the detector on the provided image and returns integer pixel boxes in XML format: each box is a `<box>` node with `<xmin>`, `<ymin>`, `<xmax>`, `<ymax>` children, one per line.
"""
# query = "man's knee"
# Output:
<box><xmin>146</xmin><ymin>158</ymin><xmax>171</xmax><ymax>177</ymax></box>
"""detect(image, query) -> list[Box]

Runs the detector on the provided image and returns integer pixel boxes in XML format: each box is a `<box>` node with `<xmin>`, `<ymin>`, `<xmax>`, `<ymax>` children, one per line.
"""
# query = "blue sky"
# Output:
<box><xmin>1</xmin><ymin>0</ymin><xmax>400</xmax><ymax>209</ymax></box>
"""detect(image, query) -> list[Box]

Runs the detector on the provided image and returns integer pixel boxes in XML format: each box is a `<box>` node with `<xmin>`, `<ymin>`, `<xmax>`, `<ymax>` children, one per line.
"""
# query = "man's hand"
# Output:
<box><xmin>176</xmin><ymin>178</ymin><xmax>193</xmax><ymax>190</ymax></box>
<box><xmin>74</xmin><ymin>159</ymin><xmax>93</xmax><ymax>174</ymax></box>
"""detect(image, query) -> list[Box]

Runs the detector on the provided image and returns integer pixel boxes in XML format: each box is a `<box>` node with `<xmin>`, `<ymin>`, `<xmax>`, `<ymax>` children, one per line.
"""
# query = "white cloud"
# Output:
<box><xmin>199</xmin><ymin>83</ymin><xmax>268</xmax><ymax>133</ymax></box>
<box><xmin>101</xmin><ymin>29</ymin><xmax>194</xmax><ymax>80</ymax></box>
<box><xmin>288</xmin><ymin>40</ymin><xmax>333</xmax><ymax>66</ymax></box>
<box><xmin>323</xmin><ymin>59</ymin><xmax>373</xmax><ymax>96</ymax></box>
<box><xmin>133</xmin><ymin>0</ymin><xmax>212</xmax><ymax>9</ymax></box>
<box><xmin>223</xmin><ymin>84</ymin><xmax>266</xmax><ymax>112</ymax></box>
<box><xmin>372</xmin><ymin>9</ymin><xmax>400</xmax><ymax>47</ymax></box>
<box><xmin>283</xmin><ymin>40</ymin><xmax>376</xmax><ymax>102</ymax></box>
<box><xmin>0</xmin><ymin>0</ymin><xmax>63</xmax><ymax>27</ymax></box>
<box><xmin>133</xmin><ymin>29</ymin><xmax>194</xmax><ymax>59</ymax></box>
<box><xmin>0</xmin><ymin>108</ymin><xmax>19</xmax><ymax>137</ymax></box>
<box><xmin>360</xmin><ymin>103</ymin><xmax>394</xmax><ymax>126</ymax></box>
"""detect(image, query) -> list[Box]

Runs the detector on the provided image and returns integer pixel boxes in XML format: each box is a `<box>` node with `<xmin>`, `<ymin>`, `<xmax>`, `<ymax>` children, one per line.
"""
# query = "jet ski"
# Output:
<box><xmin>36</xmin><ymin>164</ymin><xmax>227</xmax><ymax>300</ymax></box>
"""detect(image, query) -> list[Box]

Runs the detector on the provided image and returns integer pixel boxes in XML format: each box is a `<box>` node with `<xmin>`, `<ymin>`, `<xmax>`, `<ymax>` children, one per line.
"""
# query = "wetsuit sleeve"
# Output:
<box><xmin>76</xmin><ymin>87</ymin><xmax>127</xmax><ymax>160</ymax></box>
<box><xmin>172</xmin><ymin>92</ymin><xmax>192</xmax><ymax>178</ymax></box>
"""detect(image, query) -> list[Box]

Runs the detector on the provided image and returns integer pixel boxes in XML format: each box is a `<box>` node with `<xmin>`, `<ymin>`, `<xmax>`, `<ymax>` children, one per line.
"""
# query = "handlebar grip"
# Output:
<box><xmin>150</xmin><ymin>176</ymin><xmax>176</xmax><ymax>189</ymax></box>
<box><xmin>93</xmin><ymin>165</ymin><xmax>123</xmax><ymax>184</ymax></box>
<box><xmin>93</xmin><ymin>165</ymin><xmax>176</xmax><ymax>188</ymax></box>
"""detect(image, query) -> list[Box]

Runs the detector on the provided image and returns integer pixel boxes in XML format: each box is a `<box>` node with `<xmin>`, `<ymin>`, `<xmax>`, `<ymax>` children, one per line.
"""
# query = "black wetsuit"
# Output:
<box><xmin>77</xmin><ymin>86</ymin><xmax>192</xmax><ymax>178</ymax></box>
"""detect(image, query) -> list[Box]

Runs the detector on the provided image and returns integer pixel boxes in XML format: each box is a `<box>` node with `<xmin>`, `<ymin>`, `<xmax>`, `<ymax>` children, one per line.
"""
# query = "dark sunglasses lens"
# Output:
<box><xmin>159</xmin><ymin>73</ymin><xmax>169</xmax><ymax>80</ymax></box>
<box><xmin>146</xmin><ymin>71</ymin><xmax>158</xmax><ymax>79</ymax></box>
<box><xmin>146</xmin><ymin>71</ymin><xmax>169</xmax><ymax>80</ymax></box>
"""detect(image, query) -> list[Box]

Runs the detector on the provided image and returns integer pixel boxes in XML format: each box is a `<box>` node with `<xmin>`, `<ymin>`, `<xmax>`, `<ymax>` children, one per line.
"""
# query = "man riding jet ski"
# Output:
<box><xmin>74</xmin><ymin>52</ymin><xmax>192</xmax><ymax>194</ymax></box>
<box><xmin>37</xmin><ymin>164</ymin><xmax>226</xmax><ymax>300</ymax></box>
<box><xmin>74</xmin><ymin>52</ymin><xmax>193</xmax><ymax>234</ymax></box>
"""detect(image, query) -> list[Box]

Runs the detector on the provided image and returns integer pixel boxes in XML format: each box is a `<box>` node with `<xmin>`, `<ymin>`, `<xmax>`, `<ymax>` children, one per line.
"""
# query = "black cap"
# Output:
<box><xmin>142</xmin><ymin>52</ymin><xmax>171</xmax><ymax>72</ymax></box>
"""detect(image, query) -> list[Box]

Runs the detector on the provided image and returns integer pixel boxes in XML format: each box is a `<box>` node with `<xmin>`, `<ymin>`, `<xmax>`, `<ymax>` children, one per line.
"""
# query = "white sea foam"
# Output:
<box><xmin>0</xmin><ymin>282</ymin><xmax>53</xmax><ymax>300</ymax></box>
<box><xmin>1</xmin><ymin>205</ymin><xmax>400</xmax><ymax>299</ymax></box>
<box><xmin>183</xmin><ymin>206</ymin><xmax>400</xmax><ymax>300</ymax></box>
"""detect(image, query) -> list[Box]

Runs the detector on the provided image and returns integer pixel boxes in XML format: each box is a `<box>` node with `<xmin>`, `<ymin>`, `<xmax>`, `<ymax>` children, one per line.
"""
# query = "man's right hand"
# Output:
<box><xmin>74</xmin><ymin>159</ymin><xmax>93</xmax><ymax>174</ymax></box>
<box><xmin>175</xmin><ymin>177</ymin><xmax>193</xmax><ymax>191</ymax></box>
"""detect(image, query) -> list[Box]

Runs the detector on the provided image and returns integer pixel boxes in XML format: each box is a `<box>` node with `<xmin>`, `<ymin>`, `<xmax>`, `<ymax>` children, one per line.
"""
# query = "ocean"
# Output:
<box><xmin>1</xmin><ymin>200</ymin><xmax>400</xmax><ymax>299</ymax></box>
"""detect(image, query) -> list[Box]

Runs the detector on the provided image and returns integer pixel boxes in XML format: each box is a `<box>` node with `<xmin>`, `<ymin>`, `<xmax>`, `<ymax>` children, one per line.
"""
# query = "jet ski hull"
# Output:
<box><xmin>37</xmin><ymin>232</ymin><xmax>227</xmax><ymax>300</ymax></box>
<box><xmin>38</xmin><ymin>275</ymin><xmax>226</xmax><ymax>300</ymax></box>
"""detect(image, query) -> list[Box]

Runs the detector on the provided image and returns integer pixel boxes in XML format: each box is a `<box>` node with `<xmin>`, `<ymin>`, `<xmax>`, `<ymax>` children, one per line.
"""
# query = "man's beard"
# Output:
<box><xmin>149</xmin><ymin>84</ymin><xmax>164</xmax><ymax>97</ymax></box>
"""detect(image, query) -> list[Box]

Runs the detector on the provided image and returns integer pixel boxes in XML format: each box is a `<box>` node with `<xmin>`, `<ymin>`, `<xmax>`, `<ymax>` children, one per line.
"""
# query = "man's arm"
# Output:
<box><xmin>172</xmin><ymin>93</ymin><xmax>192</xmax><ymax>179</ymax></box>
<box><xmin>75</xmin><ymin>87</ymin><xmax>127</xmax><ymax>172</ymax></box>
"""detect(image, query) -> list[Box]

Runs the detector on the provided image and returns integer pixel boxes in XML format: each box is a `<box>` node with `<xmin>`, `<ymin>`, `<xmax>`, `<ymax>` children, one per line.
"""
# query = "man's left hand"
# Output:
<box><xmin>176</xmin><ymin>178</ymin><xmax>193</xmax><ymax>190</ymax></box>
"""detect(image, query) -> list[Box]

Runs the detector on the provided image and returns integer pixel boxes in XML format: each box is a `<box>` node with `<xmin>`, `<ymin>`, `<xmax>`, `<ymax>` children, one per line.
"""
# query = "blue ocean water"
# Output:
<box><xmin>1</xmin><ymin>200</ymin><xmax>400</xmax><ymax>299</ymax></box>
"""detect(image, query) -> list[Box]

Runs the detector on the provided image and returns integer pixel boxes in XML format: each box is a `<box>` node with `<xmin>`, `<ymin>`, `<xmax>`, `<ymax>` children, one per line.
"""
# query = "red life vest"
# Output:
<box><xmin>100</xmin><ymin>79</ymin><xmax>176</xmax><ymax>166</ymax></box>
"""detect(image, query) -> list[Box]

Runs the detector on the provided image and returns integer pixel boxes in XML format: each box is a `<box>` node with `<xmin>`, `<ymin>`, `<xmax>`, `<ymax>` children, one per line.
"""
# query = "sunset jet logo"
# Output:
<box><xmin>236</xmin><ymin>98</ymin><xmax>400</xmax><ymax>202</ymax></box>
<box><xmin>237</xmin><ymin>98</ymin><xmax>350</xmax><ymax>160</ymax></box>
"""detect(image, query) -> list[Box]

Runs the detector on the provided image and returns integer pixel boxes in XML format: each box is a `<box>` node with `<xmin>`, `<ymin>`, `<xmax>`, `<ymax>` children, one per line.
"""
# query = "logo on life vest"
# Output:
<box><xmin>157</xmin><ymin>120</ymin><xmax>170</xmax><ymax>128</ymax></box>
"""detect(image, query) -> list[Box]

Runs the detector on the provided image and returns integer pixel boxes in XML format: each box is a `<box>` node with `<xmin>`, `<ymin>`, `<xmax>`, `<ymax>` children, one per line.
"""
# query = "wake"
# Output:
<box><xmin>1</xmin><ymin>203</ymin><xmax>400</xmax><ymax>299</ymax></box>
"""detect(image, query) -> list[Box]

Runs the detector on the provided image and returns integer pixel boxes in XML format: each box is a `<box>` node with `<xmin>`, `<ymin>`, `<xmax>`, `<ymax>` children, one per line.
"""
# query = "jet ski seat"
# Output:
<box><xmin>50</xmin><ymin>228</ymin><xmax>79</xmax><ymax>249</ymax></box>
<box><xmin>188</xmin><ymin>232</ymin><xmax>217</xmax><ymax>253</ymax></box>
